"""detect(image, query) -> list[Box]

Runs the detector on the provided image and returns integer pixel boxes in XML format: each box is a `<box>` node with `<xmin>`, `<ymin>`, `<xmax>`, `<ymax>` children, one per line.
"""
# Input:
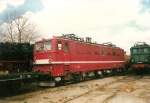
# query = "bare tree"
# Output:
<box><xmin>2</xmin><ymin>12</ymin><xmax>39</xmax><ymax>43</ymax></box>
<box><xmin>0</xmin><ymin>31</ymin><xmax>3</xmax><ymax>42</ymax></box>
<box><xmin>0</xmin><ymin>24</ymin><xmax>6</xmax><ymax>42</ymax></box>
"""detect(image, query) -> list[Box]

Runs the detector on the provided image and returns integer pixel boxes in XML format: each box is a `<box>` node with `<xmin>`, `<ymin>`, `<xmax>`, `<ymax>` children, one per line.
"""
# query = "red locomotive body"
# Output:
<box><xmin>33</xmin><ymin>34</ymin><xmax>126</xmax><ymax>84</ymax></box>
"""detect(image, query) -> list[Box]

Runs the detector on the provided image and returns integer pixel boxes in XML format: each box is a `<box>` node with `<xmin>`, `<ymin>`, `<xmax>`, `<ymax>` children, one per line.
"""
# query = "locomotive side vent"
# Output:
<box><xmin>59</xmin><ymin>34</ymin><xmax>119</xmax><ymax>48</ymax></box>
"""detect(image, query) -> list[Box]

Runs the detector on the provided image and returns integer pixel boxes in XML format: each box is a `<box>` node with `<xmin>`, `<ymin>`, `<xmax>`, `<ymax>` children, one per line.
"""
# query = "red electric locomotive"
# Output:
<box><xmin>33</xmin><ymin>34</ymin><xmax>126</xmax><ymax>86</ymax></box>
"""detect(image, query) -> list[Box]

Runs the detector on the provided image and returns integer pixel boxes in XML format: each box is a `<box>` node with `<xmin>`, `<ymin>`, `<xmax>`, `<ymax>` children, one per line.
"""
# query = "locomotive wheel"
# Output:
<box><xmin>102</xmin><ymin>70</ymin><xmax>108</xmax><ymax>76</ymax></box>
<box><xmin>80</xmin><ymin>72</ymin><xmax>86</xmax><ymax>81</ymax></box>
<box><xmin>111</xmin><ymin>69</ymin><xmax>117</xmax><ymax>76</ymax></box>
<box><xmin>76</xmin><ymin>74</ymin><xmax>83</xmax><ymax>82</ymax></box>
<box><xmin>73</xmin><ymin>73</ymin><xmax>85</xmax><ymax>82</ymax></box>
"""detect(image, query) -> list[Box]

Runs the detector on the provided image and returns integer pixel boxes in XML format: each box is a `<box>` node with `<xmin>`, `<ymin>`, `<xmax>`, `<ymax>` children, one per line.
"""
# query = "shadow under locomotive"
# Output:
<box><xmin>0</xmin><ymin>70</ymin><xmax>128</xmax><ymax>98</ymax></box>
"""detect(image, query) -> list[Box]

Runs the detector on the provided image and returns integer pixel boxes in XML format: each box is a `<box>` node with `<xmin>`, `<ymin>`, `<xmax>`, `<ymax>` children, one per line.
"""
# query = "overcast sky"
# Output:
<box><xmin>0</xmin><ymin>0</ymin><xmax>150</xmax><ymax>53</ymax></box>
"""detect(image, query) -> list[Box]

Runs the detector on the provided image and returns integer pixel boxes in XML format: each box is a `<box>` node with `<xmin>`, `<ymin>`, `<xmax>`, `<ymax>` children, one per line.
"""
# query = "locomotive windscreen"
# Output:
<box><xmin>35</xmin><ymin>41</ymin><xmax>51</xmax><ymax>51</ymax></box>
<box><xmin>131</xmin><ymin>47</ymin><xmax>150</xmax><ymax>63</ymax></box>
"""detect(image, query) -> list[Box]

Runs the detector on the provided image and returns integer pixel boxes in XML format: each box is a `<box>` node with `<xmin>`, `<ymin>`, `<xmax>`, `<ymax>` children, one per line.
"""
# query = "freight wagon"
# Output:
<box><xmin>0</xmin><ymin>42</ymin><xmax>35</xmax><ymax>87</ymax></box>
<box><xmin>0</xmin><ymin>42</ymin><xmax>33</xmax><ymax>74</ymax></box>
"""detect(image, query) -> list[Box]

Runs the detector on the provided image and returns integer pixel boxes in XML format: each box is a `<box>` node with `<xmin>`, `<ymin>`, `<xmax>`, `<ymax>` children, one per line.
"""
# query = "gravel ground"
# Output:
<box><xmin>0</xmin><ymin>76</ymin><xmax>150</xmax><ymax>103</ymax></box>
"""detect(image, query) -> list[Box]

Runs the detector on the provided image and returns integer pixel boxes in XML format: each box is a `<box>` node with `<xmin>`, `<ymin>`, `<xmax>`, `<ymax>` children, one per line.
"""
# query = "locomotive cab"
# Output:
<box><xmin>131</xmin><ymin>48</ymin><xmax>150</xmax><ymax>64</ymax></box>
<box><xmin>34</xmin><ymin>40</ymin><xmax>52</xmax><ymax>64</ymax></box>
<box><xmin>130</xmin><ymin>42</ymin><xmax>150</xmax><ymax>70</ymax></box>
<box><xmin>33</xmin><ymin>38</ymin><xmax>70</xmax><ymax>77</ymax></box>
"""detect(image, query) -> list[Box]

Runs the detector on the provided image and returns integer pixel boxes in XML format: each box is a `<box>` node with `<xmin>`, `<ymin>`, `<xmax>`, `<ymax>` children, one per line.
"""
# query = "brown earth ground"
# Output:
<box><xmin>0</xmin><ymin>75</ymin><xmax>150</xmax><ymax>103</ymax></box>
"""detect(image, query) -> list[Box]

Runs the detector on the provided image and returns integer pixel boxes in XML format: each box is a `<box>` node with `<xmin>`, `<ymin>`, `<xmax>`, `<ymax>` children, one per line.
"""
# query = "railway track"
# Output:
<box><xmin>102</xmin><ymin>75</ymin><xmax>144</xmax><ymax>103</ymax></box>
<box><xmin>62</xmin><ymin>75</ymin><xmax>144</xmax><ymax>103</ymax></box>
<box><xmin>0</xmin><ymin>76</ymin><xmax>125</xmax><ymax>102</ymax></box>
<box><xmin>60</xmin><ymin>76</ymin><xmax>128</xmax><ymax>103</ymax></box>
<box><xmin>0</xmin><ymin>75</ymin><xmax>147</xmax><ymax>103</ymax></box>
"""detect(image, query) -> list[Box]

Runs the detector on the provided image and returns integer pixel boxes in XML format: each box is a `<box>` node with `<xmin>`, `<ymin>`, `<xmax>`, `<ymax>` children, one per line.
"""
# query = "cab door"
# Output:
<box><xmin>63</xmin><ymin>42</ymin><xmax>70</xmax><ymax>62</ymax></box>
<box><xmin>55</xmin><ymin>40</ymin><xmax>70</xmax><ymax>62</ymax></box>
<box><xmin>63</xmin><ymin>42</ymin><xmax>71</xmax><ymax>76</ymax></box>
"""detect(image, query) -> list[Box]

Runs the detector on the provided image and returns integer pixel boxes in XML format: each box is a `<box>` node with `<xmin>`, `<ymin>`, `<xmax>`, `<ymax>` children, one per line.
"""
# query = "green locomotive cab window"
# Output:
<box><xmin>132</xmin><ymin>49</ymin><xmax>138</xmax><ymax>54</ymax></box>
<box><xmin>138</xmin><ymin>49</ymin><xmax>143</xmax><ymax>53</ymax></box>
<box><xmin>144</xmin><ymin>48</ymin><xmax>149</xmax><ymax>53</ymax></box>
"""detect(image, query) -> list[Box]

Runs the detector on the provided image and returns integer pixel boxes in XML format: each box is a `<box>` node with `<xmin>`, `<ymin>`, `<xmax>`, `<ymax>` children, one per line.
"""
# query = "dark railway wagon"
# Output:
<box><xmin>0</xmin><ymin>42</ymin><xmax>33</xmax><ymax>75</ymax></box>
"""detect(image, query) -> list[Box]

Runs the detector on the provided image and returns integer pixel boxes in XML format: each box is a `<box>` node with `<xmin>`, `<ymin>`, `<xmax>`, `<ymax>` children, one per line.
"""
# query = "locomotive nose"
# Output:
<box><xmin>34</xmin><ymin>51</ymin><xmax>52</xmax><ymax>65</ymax></box>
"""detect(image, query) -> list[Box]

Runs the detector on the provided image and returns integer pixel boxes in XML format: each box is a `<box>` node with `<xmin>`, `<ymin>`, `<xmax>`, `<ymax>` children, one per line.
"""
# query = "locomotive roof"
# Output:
<box><xmin>55</xmin><ymin>34</ymin><xmax>122</xmax><ymax>49</ymax></box>
<box><xmin>131</xmin><ymin>42</ymin><xmax>150</xmax><ymax>49</ymax></box>
<box><xmin>36</xmin><ymin>34</ymin><xmax>123</xmax><ymax>50</ymax></box>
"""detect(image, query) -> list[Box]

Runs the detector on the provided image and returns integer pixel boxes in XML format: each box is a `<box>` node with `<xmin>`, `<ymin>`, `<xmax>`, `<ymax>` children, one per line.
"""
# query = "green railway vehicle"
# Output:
<box><xmin>130</xmin><ymin>42</ymin><xmax>150</xmax><ymax>72</ymax></box>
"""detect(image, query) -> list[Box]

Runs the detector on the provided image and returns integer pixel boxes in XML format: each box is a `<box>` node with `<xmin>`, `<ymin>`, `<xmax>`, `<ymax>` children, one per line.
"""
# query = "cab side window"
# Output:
<box><xmin>132</xmin><ymin>49</ymin><xmax>137</xmax><ymax>54</ymax></box>
<box><xmin>57</xmin><ymin>41</ymin><xmax>62</xmax><ymax>50</ymax></box>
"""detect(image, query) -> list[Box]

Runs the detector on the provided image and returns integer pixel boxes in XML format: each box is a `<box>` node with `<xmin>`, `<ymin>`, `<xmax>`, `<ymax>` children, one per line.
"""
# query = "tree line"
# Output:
<box><xmin>0</xmin><ymin>11</ymin><xmax>39</xmax><ymax>43</ymax></box>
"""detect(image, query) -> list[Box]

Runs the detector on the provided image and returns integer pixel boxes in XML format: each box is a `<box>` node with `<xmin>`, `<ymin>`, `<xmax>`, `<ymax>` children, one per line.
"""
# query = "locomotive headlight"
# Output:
<box><xmin>131</xmin><ymin>59</ymin><xmax>134</xmax><ymax>62</ymax></box>
<box><xmin>145</xmin><ymin>59</ymin><xmax>148</xmax><ymax>62</ymax></box>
